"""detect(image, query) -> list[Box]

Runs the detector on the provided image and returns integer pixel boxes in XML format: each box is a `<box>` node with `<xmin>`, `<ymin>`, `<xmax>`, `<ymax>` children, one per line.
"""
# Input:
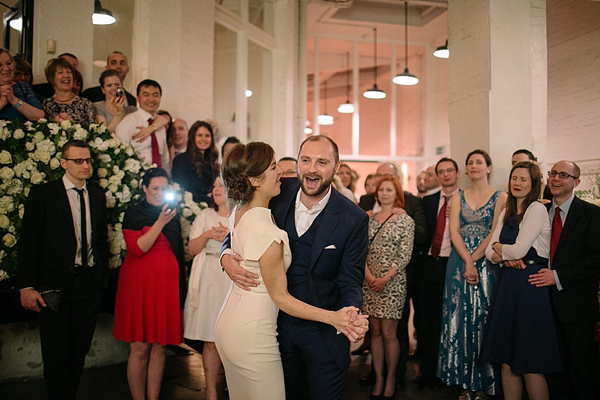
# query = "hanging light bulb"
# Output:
<box><xmin>317</xmin><ymin>81</ymin><xmax>334</xmax><ymax>125</ymax></box>
<box><xmin>433</xmin><ymin>39</ymin><xmax>449</xmax><ymax>59</ymax></box>
<box><xmin>93</xmin><ymin>0</ymin><xmax>116</xmax><ymax>25</ymax></box>
<box><xmin>337</xmin><ymin>52</ymin><xmax>355</xmax><ymax>113</ymax></box>
<box><xmin>363</xmin><ymin>28</ymin><xmax>387</xmax><ymax>99</ymax></box>
<box><xmin>392</xmin><ymin>2</ymin><xmax>419</xmax><ymax>86</ymax></box>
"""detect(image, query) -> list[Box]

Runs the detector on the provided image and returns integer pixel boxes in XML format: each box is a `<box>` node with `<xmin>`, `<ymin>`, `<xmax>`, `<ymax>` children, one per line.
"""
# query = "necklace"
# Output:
<box><xmin>53</xmin><ymin>92</ymin><xmax>75</xmax><ymax>103</ymax></box>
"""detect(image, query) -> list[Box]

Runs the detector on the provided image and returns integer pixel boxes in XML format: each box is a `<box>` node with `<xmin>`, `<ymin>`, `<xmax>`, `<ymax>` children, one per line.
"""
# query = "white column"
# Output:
<box><xmin>448</xmin><ymin>0</ymin><xmax>547</xmax><ymax>190</ymax></box>
<box><xmin>132</xmin><ymin>0</ymin><xmax>213</xmax><ymax>125</ymax></box>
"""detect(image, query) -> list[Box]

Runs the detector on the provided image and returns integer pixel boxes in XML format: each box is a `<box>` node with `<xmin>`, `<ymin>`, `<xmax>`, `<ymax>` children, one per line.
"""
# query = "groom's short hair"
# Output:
<box><xmin>298</xmin><ymin>135</ymin><xmax>339</xmax><ymax>164</ymax></box>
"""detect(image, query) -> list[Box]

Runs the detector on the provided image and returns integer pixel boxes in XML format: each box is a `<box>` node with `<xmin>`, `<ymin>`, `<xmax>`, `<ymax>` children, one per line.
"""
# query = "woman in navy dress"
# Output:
<box><xmin>482</xmin><ymin>161</ymin><xmax>561</xmax><ymax>400</ymax></box>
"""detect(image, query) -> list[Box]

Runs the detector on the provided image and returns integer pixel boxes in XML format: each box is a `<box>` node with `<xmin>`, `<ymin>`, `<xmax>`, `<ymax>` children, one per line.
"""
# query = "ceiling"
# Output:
<box><xmin>306</xmin><ymin>0</ymin><xmax>448</xmax><ymax>87</ymax></box>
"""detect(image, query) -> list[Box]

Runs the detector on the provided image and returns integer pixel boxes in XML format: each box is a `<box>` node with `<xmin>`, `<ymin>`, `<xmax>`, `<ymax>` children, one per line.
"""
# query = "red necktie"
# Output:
<box><xmin>431</xmin><ymin>196</ymin><xmax>449</xmax><ymax>258</ymax></box>
<box><xmin>148</xmin><ymin>117</ymin><xmax>162</xmax><ymax>168</ymax></box>
<box><xmin>550</xmin><ymin>207</ymin><xmax>562</xmax><ymax>265</ymax></box>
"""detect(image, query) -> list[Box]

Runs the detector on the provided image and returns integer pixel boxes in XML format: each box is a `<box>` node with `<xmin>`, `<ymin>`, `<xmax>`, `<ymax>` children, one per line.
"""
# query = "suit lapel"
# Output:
<box><xmin>56</xmin><ymin>179</ymin><xmax>75</xmax><ymax>232</ymax></box>
<box><xmin>308</xmin><ymin>189</ymin><xmax>342</xmax><ymax>272</ymax></box>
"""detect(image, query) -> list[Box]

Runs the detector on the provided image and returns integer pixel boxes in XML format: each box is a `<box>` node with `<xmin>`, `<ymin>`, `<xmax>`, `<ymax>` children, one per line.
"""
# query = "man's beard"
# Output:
<box><xmin>298</xmin><ymin>172</ymin><xmax>335</xmax><ymax>197</ymax></box>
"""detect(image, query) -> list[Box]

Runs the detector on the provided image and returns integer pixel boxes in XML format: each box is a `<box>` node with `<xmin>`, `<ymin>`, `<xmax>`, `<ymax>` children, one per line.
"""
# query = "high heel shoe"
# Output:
<box><xmin>382</xmin><ymin>389</ymin><xmax>396</xmax><ymax>400</ymax></box>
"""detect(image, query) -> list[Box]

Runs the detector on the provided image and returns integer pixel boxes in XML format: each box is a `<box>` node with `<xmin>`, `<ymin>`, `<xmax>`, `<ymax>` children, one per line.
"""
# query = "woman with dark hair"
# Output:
<box><xmin>362</xmin><ymin>176</ymin><xmax>414</xmax><ymax>399</ymax></box>
<box><xmin>437</xmin><ymin>149</ymin><xmax>507</xmax><ymax>400</ymax></box>
<box><xmin>171</xmin><ymin>120</ymin><xmax>219</xmax><ymax>204</ymax></box>
<box><xmin>221</xmin><ymin>136</ymin><xmax>241</xmax><ymax>158</ymax></box>
<box><xmin>183</xmin><ymin>176</ymin><xmax>230</xmax><ymax>400</ymax></box>
<box><xmin>94</xmin><ymin>69</ymin><xmax>136</xmax><ymax>132</ymax></box>
<box><xmin>0</xmin><ymin>48</ymin><xmax>43</xmax><ymax>121</ymax></box>
<box><xmin>215</xmin><ymin>142</ymin><xmax>365</xmax><ymax>400</ymax></box>
<box><xmin>482</xmin><ymin>161</ymin><xmax>561</xmax><ymax>400</ymax></box>
<box><xmin>113</xmin><ymin>168</ymin><xmax>185</xmax><ymax>400</ymax></box>
<box><xmin>42</xmin><ymin>58</ymin><xmax>95</xmax><ymax>126</ymax></box>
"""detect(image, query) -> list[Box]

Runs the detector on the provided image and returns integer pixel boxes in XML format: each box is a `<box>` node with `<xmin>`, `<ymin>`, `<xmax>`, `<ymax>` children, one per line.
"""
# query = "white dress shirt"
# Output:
<box><xmin>294</xmin><ymin>185</ymin><xmax>332</xmax><ymax>237</ymax></box>
<box><xmin>62</xmin><ymin>175</ymin><xmax>94</xmax><ymax>266</ymax></box>
<box><xmin>115</xmin><ymin>108</ymin><xmax>170</xmax><ymax>172</ymax></box>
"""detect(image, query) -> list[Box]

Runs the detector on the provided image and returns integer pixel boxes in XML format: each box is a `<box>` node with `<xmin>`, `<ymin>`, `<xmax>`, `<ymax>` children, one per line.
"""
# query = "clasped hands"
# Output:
<box><xmin>208</xmin><ymin>222</ymin><xmax>228</xmax><ymax>242</ymax></box>
<box><xmin>221</xmin><ymin>253</ymin><xmax>369</xmax><ymax>342</ymax></box>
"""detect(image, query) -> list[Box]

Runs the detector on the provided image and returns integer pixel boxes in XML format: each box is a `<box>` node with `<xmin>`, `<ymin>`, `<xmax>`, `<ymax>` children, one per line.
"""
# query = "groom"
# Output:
<box><xmin>222</xmin><ymin>135</ymin><xmax>369</xmax><ymax>400</ymax></box>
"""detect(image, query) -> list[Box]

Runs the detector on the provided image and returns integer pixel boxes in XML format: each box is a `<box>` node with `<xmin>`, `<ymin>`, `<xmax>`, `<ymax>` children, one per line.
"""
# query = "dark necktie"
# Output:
<box><xmin>148</xmin><ymin>117</ymin><xmax>162</xmax><ymax>168</ymax></box>
<box><xmin>431</xmin><ymin>196</ymin><xmax>449</xmax><ymax>258</ymax></box>
<box><xmin>75</xmin><ymin>188</ymin><xmax>88</xmax><ymax>267</ymax></box>
<box><xmin>550</xmin><ymin>206</ymin><xmax>562</xmax><ymax>265</ymax></box>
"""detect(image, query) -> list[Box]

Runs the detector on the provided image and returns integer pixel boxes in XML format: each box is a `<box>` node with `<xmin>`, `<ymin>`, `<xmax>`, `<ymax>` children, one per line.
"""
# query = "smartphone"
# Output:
<box><xmin>163</xmin><ymin>191</ymin><xmax>176</xmax><ymax>212</ymax></box>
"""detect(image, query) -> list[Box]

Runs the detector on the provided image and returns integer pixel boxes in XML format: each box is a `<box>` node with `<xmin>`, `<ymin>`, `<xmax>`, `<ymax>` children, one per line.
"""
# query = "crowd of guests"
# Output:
<box><xmin>8</xmin><ymin>46</ymin><xmax>600</xmax><ymax>400</ymax></box>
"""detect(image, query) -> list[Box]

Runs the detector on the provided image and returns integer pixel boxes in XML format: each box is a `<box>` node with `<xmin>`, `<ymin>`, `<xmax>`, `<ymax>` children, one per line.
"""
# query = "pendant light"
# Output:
<box><xmin>433</xmin><ymin>39</ymin><xmax>449</xmax><ymax>58</ymax></box>
<box><xmin>392</xmin><ymin>2</ymin><xmax>419</xmax><ymax>86</ymax></box>
<box><xmin>363</xmin><ymin>28</ymin><xmax>386</xmax><ymax>99</ymax></box>
<box><xmin>337</xmin><ymin>52</ymin><xmax>355</xmax><ymax>113</ymax></box>
<box><xmin>317</xmin><ymin>81</ymin><xmax>334</xmax><ymax>125</ymax></box>
<box><xmin>93</xmin><ymin>0</ymin><xmax>116</xmax><ymax>25</ymax></box>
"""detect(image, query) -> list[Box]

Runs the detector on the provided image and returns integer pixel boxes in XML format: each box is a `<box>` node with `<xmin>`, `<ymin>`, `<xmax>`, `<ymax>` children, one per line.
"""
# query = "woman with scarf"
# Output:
<box><xmin>113</xmin><ymin>168</ymin><xmax>185</xmax><ymax>400</ymax></box>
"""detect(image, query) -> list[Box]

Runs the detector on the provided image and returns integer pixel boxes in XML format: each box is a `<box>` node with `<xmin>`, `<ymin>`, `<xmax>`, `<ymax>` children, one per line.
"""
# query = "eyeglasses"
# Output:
<box><xmin>437</xmin><ymin>168</ymin><xmax>456</xmax><ymax>175</ymax></box>
<box><xmin>548</xmin><ymin>170</ymin><xmax>578</xmax><ymax>180</ymax></box>
<box><xmin>64</xmin><ymin>158</ymin><xmax>92</xmax><ymax>165</ymax></box>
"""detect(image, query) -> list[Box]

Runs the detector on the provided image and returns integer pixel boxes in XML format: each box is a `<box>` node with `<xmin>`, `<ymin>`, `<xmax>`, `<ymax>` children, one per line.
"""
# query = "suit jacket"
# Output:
<box><xmin>359</xmin><ymin>191</ymin><xmax>427</xmax><ymax>245</ymax></box>
<box><xmin>549</xmin><ymin>196</ymin><xmax>600</xmax><ymax>324</ymax></box>
<box><xmin>270</xmin><ymin>178</ymin><xmax>369</xmax><ymax>369</ymax></box>
<box><xmin>16</xmin><ymin>179</ymin><xmax>110</xmax><ymax>292</ymax></box>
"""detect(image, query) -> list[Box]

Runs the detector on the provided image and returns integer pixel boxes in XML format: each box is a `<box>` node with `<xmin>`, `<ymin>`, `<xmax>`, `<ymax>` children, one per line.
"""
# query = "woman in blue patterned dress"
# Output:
<box><xmin>436</xmin><ymin>150</ymin><xmax>507</xmax><ymax>400</ymax></box>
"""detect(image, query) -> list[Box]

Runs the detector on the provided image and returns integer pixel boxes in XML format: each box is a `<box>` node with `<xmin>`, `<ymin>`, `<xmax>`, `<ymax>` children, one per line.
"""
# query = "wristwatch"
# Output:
<box><xmin>14</xmin><ymin>99</ymin><xmax>24</xmax><ymax>109</ymax></box>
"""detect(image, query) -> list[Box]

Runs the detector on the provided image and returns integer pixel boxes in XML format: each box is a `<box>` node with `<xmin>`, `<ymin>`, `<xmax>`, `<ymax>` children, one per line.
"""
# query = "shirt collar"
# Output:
<box><xmin>62</xmin><ymin>174</ymin><xmax>87</xmax><ymax>192</ymax></box>
<box><xmin>551</xmin><ymin>193</ymin><xmax>575</xmax><ymax>215</ymax></box>
<box><xmin>295</xmin><ymin>185</ymin><xmax>332</xmax><ymax>214</ymax></box>
<box><xmin>138</xmin><ymin>108</ymin><xmax>155</xmax><ymax>121</ymax></box>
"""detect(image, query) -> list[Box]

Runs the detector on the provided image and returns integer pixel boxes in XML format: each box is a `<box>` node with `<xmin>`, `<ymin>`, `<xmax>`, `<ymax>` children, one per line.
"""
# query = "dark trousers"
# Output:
<box><xmin>38</xmin><ymin>268</ymin><xmax>104</xmax><ymax>400</ymax></box>
<box><xmin>413</xmin><ymin>256</ymin><xmax>447</xmax><ymax>381</ymax></box>
<box><xmin>547</xmin><ymin>319</ymin><xmax>600</xmax><ymax>400</ymax></box>
<box><xmin>279</xmin><ymin>322</ymin><xmax>345</xmax><ymax>400</ymax></box>
<box><xmin>396</xmin><ymin>262</ymin><xmax>416</xmax><ymax>377</ymax></box>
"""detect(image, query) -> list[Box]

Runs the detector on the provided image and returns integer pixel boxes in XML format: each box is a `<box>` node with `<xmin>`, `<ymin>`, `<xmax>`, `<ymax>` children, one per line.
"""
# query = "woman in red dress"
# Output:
<box><xmin>113</xmin><ymin>168</ymin><xmax>185</xmax><ymax>400</ymax></box>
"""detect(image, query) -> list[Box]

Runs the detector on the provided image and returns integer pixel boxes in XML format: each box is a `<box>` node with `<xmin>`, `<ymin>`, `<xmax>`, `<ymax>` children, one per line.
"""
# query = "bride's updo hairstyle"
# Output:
<box><xmin>221</xmin><ymin>142</ymin><xmax>275</xmax><ymax>206</ymax></box>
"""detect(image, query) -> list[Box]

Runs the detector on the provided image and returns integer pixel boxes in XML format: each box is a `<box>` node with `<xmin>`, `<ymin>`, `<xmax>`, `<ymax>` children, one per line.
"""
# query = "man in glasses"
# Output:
<box><xmin>16</xmin><ymin>140</ymin><xmax>109</xmax><ymax>400</ymax></box>
<box><xmin>528</xmin><ymin>160</ymin><xmax>600</xmax><ymax>400</ymax></box>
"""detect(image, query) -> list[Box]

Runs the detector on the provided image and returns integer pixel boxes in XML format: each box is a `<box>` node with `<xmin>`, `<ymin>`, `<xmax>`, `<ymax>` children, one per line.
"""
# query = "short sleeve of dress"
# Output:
<box><xmin>243</xmin><ymin>228</ymin><xmax>289</xmax><ymax>262</ymax></box>
<box><xmin>189</xmin><ymin>208</ymin><xmax>210</xmax><ymax>240</ymax></box>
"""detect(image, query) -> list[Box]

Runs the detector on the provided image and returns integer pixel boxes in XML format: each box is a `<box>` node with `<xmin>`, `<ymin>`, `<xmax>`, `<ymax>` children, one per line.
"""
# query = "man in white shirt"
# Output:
<box><xmin>413</xmin><ymin>157</ymin><xmax>459</xmax><ymax>391</ymax></box>
<box><xmin>116</xmin><ymin>79</ymin><xmax>169</xmax><ymax>171</ymax></box>
<box><xmin>17</xmin><ymin>140</ymin><xmax>109</xmax><ymax>400</ymax></box>
<box><xmin>528</xmin><ymin>160</ymin><xmax>600</xmax><ymax>400</ymax></box>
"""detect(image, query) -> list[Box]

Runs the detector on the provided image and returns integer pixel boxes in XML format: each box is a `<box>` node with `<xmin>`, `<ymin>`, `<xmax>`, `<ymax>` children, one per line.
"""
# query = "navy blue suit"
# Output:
<box><xmin>221</xmin><ymin>178</ymin><xmax>368</xmax><ymax>399</ymax></box>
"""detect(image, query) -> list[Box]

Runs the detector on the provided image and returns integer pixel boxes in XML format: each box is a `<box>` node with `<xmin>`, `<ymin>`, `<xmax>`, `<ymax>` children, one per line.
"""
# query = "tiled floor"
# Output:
<box><xmin>0</xmin><ymin>343</ymin><xmax>491</xmax><ymax>399</ymax></box>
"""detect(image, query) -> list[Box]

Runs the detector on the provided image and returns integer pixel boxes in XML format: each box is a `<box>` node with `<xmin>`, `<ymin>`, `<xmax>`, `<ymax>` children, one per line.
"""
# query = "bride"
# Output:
<box><xmin>215</xmin><ymin>142</ymin><xmax>366</xmax><ymax>400</ymax></box>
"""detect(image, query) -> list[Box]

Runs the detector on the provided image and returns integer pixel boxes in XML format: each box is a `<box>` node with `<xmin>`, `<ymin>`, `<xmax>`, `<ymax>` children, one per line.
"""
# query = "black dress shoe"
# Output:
<box><xmin>370</xmin><ymin>394</ymin><xmax>382</xmax><ymax>400</ymax></box>
<box><xmin>428</xmin><ymin>377</ymin><xmax>445</xmax><ymax>391</ymax></box>
<box><xmin>360</xmin><ymin>369</ymin><xmax>376</xmax><ymax>385</ymax></box>
<box><xmin>413</xmin><ymin>375</ymin><xmax>429</xmax><ymax>390</ymax></box>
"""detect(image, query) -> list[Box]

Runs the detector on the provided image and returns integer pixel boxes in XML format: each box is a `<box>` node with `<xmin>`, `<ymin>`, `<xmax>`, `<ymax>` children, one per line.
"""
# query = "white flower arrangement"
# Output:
<box><xmin>0</xmin><ymin>120</ymin><xmax>204</xmax><ymax>284</ymax></box>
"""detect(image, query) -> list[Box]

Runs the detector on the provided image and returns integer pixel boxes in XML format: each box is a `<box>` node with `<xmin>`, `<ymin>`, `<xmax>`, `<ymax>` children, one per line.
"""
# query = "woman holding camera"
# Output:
<box><xmin>94</xmin><ymin>69</ymin><xmax>136</xmax><ymax>132</ymax></box>
<box><xmin>113</xmin><ymin>168</ymin><xmax>185</xmax><ymax>400</ymax></box>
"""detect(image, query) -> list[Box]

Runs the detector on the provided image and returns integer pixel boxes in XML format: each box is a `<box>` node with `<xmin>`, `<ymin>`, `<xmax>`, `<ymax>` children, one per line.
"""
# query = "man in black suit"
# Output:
<box><xmin>357</xmin><ymin>162</ymin><xmax>427</xmax><ymax>386</ymax></box>
<box><xmin>17</xmin><ymin>140</ymin><xmax>109</xmax><ymax>400</ymax></box>
<box><xmin>81</xmin><ymin>51</ymin><xmax>137</xmax><ymax>106</ymax></box>
<box><xmin>413</xmin><ymin>157</ymin><xmax>460</xmax><ymax>390</ymax></box>
<box><xmin>528</xmin><ymin>160</ymin><xmax>600</xmax><ymax>400</ymax></box>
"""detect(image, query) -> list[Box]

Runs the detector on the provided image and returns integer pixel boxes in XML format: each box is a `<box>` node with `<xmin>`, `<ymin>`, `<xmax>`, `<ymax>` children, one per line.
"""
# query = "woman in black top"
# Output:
<box><xmin>172</xmin><ymin>121</ymin><xmax>219</xmax><ymax>205</ymax></box>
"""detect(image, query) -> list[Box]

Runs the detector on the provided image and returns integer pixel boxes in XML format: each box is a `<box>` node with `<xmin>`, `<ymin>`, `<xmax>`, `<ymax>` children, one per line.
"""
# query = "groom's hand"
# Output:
<box><xmin>344</xmin><ymin>309</ymin><xmax>369</xmax><ymax>342</ymax></box>
<box><xmin>221</xmin><ymin>253</ymin><xmax>259</xmax><ymax>290</ymax></box>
